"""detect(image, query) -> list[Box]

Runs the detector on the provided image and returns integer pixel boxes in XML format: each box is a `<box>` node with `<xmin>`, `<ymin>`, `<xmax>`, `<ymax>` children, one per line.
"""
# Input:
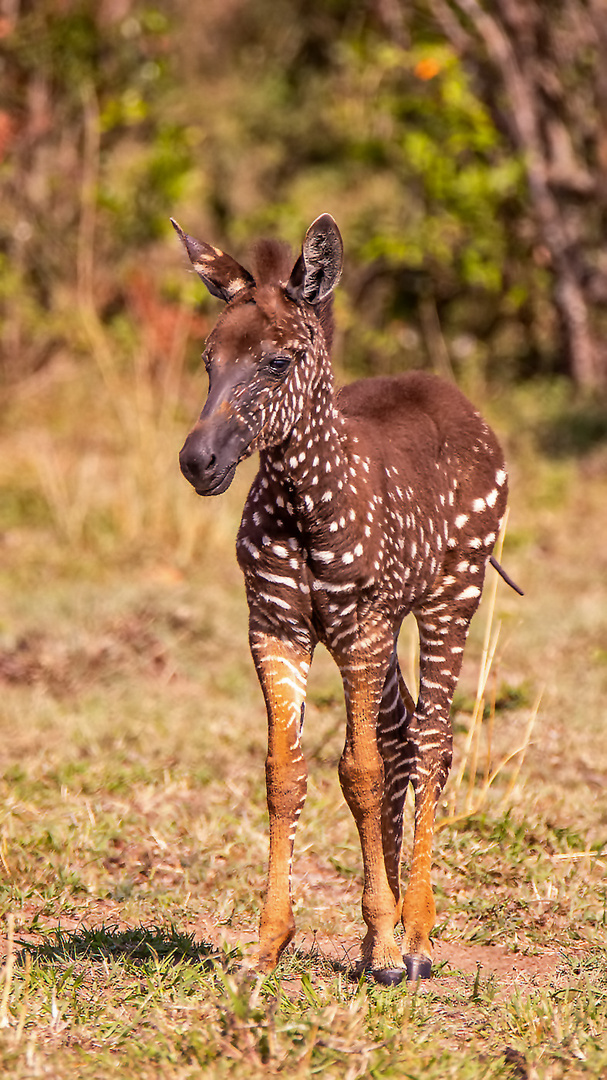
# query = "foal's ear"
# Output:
<box><xmin>286</xmin><ymin>214</ymin><xmax>343</xmax><ymax>304</ymax></box>
<box><xmin>171</xmin><ymin>219</ymin><xmax>255</xmax><ymax>302</ymax></box>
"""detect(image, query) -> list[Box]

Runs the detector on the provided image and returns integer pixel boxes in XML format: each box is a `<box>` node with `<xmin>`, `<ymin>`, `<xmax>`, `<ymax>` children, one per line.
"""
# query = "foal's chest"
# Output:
<box><xmin>236</xmin><ymin>468</ymin><xmax>449</xmax><ymax>650</ymax></box>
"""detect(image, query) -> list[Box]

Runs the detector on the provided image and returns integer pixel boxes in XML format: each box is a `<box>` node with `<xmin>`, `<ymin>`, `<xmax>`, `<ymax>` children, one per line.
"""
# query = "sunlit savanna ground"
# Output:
<box><xmin>0</xmin><ymin>348</ymin><xmax>606</xmax><ymax>1078</ymax></box>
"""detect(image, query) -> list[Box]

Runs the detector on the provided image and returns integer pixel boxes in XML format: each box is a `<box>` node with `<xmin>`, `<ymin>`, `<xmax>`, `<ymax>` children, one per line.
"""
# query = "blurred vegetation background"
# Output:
<box><xmin>3</xmin><ymin>0</ymin><xmax>607</xmax><ymax>389</ymax></box>
<box><xmin>1</xmin><ymin>0</ymin><xmax>607</xmax><ymax>567</ymax></box>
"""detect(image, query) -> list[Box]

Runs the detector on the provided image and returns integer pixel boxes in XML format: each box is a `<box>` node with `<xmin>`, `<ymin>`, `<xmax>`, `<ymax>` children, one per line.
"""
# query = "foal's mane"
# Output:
<box><xmin>251</xmin><ymin>238</ymin><xmax>335</xmax><ymax>352</ymax></box>
<box><xmin>252</xmin><ymin>239</ymin><xmax>293</xmax><ymax>286</ymax></box>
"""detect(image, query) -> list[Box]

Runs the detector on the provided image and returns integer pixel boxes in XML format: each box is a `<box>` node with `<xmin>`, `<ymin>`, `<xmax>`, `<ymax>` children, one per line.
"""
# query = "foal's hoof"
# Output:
<box><xmin>370</xmin><ymin>967</ymin><xmax>406</xmax><ymax>987</ymax></box>
<box><xmin>403</xmin><ymin>953</ymin><xmax>432</xmax><ymax>981</ymax></box>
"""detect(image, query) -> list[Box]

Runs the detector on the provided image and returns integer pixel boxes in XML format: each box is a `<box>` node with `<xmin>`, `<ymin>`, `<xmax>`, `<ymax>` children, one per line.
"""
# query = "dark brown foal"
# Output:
<box><xmin>174</xmin><ymin>213</ymin><xmax>511</xmax><ymax>983</ymax></box>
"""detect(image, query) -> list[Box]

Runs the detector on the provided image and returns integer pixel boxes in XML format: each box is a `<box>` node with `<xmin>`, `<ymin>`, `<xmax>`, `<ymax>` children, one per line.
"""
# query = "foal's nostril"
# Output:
<box><xmin>179</xmin><ymin>441</ymin><xmax>219</xmax><ymax>485</ymax></box>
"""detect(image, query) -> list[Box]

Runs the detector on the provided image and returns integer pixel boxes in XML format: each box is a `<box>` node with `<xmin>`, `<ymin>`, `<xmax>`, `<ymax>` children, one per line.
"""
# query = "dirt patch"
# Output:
<box><xmin>433</xmin><ymin>940</ymin><xmax>558</xmax><ymax>980</ymax></box>
<box><xmin>284</xmin><ymin>931</ymin><xmax>562</xmax><ymax>994</ymax></box>
<box><xmin>432</xmin><ymin>940</ymin><xmax>560</xmax><ymax>993</ymax></box>
<box><xmin>2</xmin><ymin>900</ymin><xmax>563</xmax><ymax>995</ymax></box>
<box><xmin>0</xmin><ymin>616</ymin><xmax>169</xmax><ymax>696</ymax></box>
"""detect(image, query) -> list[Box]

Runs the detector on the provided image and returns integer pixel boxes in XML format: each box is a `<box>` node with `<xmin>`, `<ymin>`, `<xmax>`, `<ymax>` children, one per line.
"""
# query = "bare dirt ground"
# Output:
<box><xmin>3</xmin><ymin>893</ymin><xmax>564</xmax><ymax>996</ymax></box>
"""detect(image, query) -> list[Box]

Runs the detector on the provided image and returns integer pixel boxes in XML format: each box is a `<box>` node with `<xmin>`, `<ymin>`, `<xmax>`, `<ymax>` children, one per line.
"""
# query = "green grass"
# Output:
<box><xmin>1</xmin><ymin>935</ymin><xmax>606</xmax><ymax>1077</ymax></box>
<box><xmin>1</xmin><ymin>357</ymin><xmax>607</xmax><ymax>1076</ymax></box>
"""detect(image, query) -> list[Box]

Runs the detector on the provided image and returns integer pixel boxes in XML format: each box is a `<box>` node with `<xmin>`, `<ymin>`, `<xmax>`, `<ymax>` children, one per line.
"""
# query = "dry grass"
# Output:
<box><xmin>440</xmin><ymin>511</ymin><xmax>542</xmax><ymax>826</ymax></box>
<box><xmin>1</xmin><ymin>351</ymin><xmax>607</xmax><ymax>1077</ymax></box>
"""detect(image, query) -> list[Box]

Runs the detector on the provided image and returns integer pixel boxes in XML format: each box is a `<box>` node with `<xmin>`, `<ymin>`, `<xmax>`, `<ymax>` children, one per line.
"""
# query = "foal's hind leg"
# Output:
<box><xmin>377</xmin><ymin>651</ymin><xmax>415</xmax><ymax>921</ymax></box>
<box><xmin>370</xmin><ymin>650</ymin><xmax>417</xmax><ymax>985</ymax></box>
<box><xmin>400</xmin><ymin>583</ymin><xmax>483</xmax><ymax>978</ymax></box>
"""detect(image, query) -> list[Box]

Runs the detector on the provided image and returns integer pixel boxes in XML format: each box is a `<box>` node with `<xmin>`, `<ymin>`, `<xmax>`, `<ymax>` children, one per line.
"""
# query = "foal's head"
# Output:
<box><xmin>174</xmin><ymin>215</ymin><xmax>343</xmax><ymax>496</ymax></box>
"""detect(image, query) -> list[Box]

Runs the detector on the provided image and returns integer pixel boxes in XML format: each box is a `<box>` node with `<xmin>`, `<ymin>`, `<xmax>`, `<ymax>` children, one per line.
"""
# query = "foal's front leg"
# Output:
<box><xmin>338</xmin><ymin>648</ymin><xmax>405</xmax><ymax>980</ymax></box>
<box><xmin>250</xmin><ymin>630</ymin><xmax>312</xmax><ymax>972</ymax></box>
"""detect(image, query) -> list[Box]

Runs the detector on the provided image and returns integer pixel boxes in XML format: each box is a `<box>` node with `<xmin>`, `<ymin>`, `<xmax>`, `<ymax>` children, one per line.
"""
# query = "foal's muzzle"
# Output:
<box><xmin>179</xmin><ymin>411</ymin><xmax>253</xmax><ymax>496</ymax></box>
<box><xmin>179</xmin><ymin>428</ymin><xmax>239</xmax><ymax>495</ymax></box>
<box><xmin>179</xmin><ymin>439</ymin><xmax>237</xmax><ymax>495</ymax></box>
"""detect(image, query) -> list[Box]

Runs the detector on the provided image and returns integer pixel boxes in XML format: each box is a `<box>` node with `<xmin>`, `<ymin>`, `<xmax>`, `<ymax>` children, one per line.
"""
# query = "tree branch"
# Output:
<box><xmin>448</xmin><ymin>0</ymin><xmax>601</xmax><ymax>385</ymax></box>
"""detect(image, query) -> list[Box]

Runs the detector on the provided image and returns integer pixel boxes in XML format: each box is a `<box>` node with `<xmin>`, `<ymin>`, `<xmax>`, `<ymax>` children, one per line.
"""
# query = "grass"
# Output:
<box><xmin>1</xmin><ymin>338</ymin><xmax>607</xmax><ymax>1076</ymax></box>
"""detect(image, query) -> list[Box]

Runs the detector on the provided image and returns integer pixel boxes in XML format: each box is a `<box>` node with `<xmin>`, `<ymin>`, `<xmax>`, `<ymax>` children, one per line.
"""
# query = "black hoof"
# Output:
<box><xmin>403</xmin><ymin>953</ymin><xmax>432</xmax><ymax>981</ymax></box>
<box><xmin>370</xmin><ymin>967</ymin><xmax>406</xmax><ymax>986</ymax></box>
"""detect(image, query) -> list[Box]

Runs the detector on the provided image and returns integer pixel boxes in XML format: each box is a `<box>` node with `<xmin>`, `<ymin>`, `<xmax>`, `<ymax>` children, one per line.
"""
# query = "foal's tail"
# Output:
<box><xmin>489</xmin><ymin>555</ymin><xmax>524</xmax><ymax>596</ymax></box>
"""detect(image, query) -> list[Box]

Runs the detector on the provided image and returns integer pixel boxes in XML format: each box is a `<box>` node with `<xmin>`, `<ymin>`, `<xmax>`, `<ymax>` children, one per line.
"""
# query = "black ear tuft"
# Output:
<box><xmin>171</xmin><ymin>218</ymin><xmax>255</xmax><ymax>302</ymax></box>
<box><xmin>286</xmin><ymin>214</ymin><xmax>343</xmax><ymax>305</ymax></box>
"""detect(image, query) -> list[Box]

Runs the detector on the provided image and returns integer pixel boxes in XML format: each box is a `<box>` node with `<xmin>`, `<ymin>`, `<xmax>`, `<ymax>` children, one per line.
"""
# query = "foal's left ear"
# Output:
<box><xmin>286</xmin><ymin>214</ymin><xmax>344</xmax><ymax>305</ymax></box>
<box><xmin>171</xmin><ymin>218</ymin><xmax>255</xmax><ymax>302</ymax></box>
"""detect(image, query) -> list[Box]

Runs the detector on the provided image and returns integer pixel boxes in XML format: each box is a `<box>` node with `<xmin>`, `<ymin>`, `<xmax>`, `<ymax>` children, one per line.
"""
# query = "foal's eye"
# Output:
<box><xmin>267</xmin><ymin>353</ymin><xmax>291</xmax><ymax>376</ymax></box>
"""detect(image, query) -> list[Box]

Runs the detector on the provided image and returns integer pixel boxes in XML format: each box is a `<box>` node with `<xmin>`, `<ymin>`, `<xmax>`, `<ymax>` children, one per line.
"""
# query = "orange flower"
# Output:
<box><xmin>414</xmin><ymin>58</ymin><xmax>441</xmax><ymax>81</ymax></box>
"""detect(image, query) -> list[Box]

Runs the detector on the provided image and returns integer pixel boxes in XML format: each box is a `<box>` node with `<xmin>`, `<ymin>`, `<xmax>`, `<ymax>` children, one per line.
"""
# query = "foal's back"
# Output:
<box><xmin>338</xmin><ymin>370</ymin><xmax>506</xmax><ymax>590</ymax></box>
<box><xmin>340</xmin><ymin>371</ymin><xmax>502</xmax><ymax>483</ymax></box>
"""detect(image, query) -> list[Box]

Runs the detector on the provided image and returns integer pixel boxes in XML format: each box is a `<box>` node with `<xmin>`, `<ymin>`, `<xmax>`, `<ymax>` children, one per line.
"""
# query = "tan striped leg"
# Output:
<box><xmin>250</xmin><ymin>632</ymin><xmax>312</xmax><ymax>972</ymax></box>
<box><xmin>338</xmin><ymin>651</ymin><xmax>404</xmax><ymax>976</ymax></box>
<box><xmin>400</xmin><ymin>780</ymin><xmax>441</xmax><ymax>978</ymax></box>
<box><xmin>377</xmin><ymin>650</ymin><xmax>416</xmax><ymax>925</ymax></box>
<box><xmin>401</xmin><ymin>595</ymin><xmax>479</xmax><ymax>977</ymax></box>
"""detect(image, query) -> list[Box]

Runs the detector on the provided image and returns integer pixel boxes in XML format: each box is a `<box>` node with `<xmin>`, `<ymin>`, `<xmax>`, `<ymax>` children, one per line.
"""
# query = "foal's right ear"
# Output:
<box><xmin>171</xmin><ymin>219</ymin><xmax>255</xmax><ymax>302</ymax></box>
<box><xmin>286</xmin><ymin>214</ymin><xmax>344</xmax><ymax>305</ymax></box>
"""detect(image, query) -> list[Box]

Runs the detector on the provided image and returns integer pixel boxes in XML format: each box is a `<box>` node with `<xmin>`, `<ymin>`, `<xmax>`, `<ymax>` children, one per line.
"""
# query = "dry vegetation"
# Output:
<box><xmin>0</xmin><ymin>327</ymin><xmax>606</xmax><ymax>1078</ymax></box>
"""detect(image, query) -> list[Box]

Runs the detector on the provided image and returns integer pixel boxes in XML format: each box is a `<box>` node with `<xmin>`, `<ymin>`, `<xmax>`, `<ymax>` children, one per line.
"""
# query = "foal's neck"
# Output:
<box><xmin>259</xmin><ymin>369</ymin><xmax>370</xmax><ymax>545</ymax></box>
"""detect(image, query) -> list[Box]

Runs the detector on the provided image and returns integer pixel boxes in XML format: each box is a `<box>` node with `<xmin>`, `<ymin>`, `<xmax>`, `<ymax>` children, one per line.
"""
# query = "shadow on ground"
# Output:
<box><xmin>16</xmin><ymin>923</ymin><xmax>239</xmax><ymax>970</ymax></box>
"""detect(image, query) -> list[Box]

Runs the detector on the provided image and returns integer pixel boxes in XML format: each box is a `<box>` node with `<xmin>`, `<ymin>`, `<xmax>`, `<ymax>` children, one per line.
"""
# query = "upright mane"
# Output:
<box><xmin>251</xmin><ymin>239</ymin><xmax>293</xmax><ymax>286</ymax></box>
<box><xmin>251</xmin><ymin>237</ymin><xmax>335</xmax><ymax>351</ymax></box>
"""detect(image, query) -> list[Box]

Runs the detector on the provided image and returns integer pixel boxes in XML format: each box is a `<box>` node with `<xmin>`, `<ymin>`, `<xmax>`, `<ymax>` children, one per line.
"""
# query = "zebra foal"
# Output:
<box><xmin>173</xmin><ymin>212</ymin><xmax>512</xmax><ymax>984</ymax></box>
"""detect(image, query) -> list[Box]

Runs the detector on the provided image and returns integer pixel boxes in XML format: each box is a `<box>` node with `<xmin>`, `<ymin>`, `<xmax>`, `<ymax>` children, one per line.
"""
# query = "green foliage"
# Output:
<box><xmin>3</xmin><ymin>0</ymin><xmax>607</xmax><ymax>393</ymax></box>
<box><xmin>161</xmin><ymin>4</ymin><xmax>543</xmax><ymax>382</ymax></box>
<box><xmin>0</xmin><ymin>1</ymin><xmax>193</xmax><ymax>384</ymax></box>
<box><xmin>4</xmin><ymin>1</ymin><xmax>171</xmax><ymax>133</ymax></box>
<box><xmin>0</xmin><ymin>0</ymin><xmax>557</xmax><ymax>392</ymax></box>
<box><xmin>99</xmin><ymin>122</ymin><xmax>194</xmax><ymax>244</ymax></box>
<box><xmin>333</xmin><ymin>39</ymin><xmax>522</xmax><ymax>288</ymax></box>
